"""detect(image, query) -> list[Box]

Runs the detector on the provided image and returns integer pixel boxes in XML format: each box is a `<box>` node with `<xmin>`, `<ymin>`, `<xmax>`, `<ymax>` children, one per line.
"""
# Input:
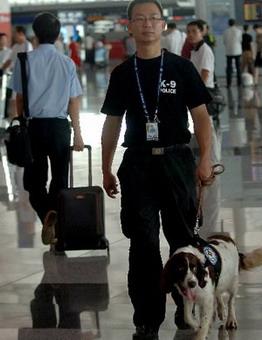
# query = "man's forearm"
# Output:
<box><xmin>101</xmin><ymin>116</ymin><xmax>122</xmax><ymax>175</ymax></box>
<box><xmin>68</xmin><ymin>97</ymin><xmax>81</xmax><ymax>135</ymax></box>
<box><xmin>195</xmin><ymin>117</ymin><xmax>211</xmax><ymax>160</ymax></box>
<box><xmin>200</xmin><ymin>69</ymin><xmax>209</xmax><ymax>85</ymax></box>
<box><xmin>16</xmin><ymin>94</ymin><xmax>24</xmax><ymax>116</ymax></box>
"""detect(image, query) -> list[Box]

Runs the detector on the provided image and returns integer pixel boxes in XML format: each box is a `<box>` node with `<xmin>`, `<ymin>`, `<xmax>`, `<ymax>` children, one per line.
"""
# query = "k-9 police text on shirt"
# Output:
<box><xmin>160</xmin><ymin>80</ymin><xmax>176</xmax><ymax>94</ymax></box>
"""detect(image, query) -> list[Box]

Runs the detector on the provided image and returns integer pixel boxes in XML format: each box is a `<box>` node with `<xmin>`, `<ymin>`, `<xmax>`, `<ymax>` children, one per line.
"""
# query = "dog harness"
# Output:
<box><xmin>194</xmin><ymin>237</ymin><xmax>222</xmax><ymax>287</ymax></box>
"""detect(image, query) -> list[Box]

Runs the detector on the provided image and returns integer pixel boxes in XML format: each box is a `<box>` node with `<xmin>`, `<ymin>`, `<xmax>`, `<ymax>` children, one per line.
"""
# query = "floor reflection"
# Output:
<box><xmin>19</xmin><ymin>254</ymin><xmax>109</xmax><ymax>339</ymax></box>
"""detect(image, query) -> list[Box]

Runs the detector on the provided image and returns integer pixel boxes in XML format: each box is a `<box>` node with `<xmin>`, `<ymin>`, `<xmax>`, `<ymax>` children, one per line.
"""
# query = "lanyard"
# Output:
<box><xmin>134</xmin><ymin>50</ymin><xmax>164</xmax><ymax>123</ymax></box>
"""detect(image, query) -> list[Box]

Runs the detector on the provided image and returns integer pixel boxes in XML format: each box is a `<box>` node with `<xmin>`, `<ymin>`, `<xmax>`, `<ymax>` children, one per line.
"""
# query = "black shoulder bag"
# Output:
<box><xmin>206</xmin><ymin>84</ymin><xmax>226</xmax><ymax>119</ymax></box>
<box><xmin>5</xmin><ymin>52</ymin><xmax>33</xmax><ymax>167</ymax></box>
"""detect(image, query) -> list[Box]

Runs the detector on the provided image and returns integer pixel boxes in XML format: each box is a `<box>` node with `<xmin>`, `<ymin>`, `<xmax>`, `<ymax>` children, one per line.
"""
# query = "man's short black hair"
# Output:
<box><xmin>253</xmin><ymin>24</ymin><xmax>262</xmax><ymax>30</ymax></box>
<box><xmin>127</xmin><ymin>0</ymin><xmax>163</xmax><ymax>20</ymax></box>
<box><xmin>15</xmin><ymin>26</ymin><xmax>26</xmax><ymax>35</ymax></box>
<box><xmin>228</xmin><ymin>18</ymin><xmax>235</xmax><ymax>26</ymax></box>
<box><xmin>167</xmin><ymin>22</ymin><xmax>176</xmax><ymax>30</ymax></box>
<box><xmin>32</xmin><ymin>12</ymin><xmax>61</xmax><ymax>44</ymax></box>
<box><xmin>243</xmin><ymin>24</ymin><xmax>249</xmax><ymax>32</ymax></box>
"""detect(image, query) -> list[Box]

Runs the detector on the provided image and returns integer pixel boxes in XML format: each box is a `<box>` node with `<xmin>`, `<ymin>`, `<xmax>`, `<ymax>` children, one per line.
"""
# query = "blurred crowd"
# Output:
<box><xmin>1</xmin><ymin>20</ymin><xmax>262</xmax><ymax>87</ymax></box>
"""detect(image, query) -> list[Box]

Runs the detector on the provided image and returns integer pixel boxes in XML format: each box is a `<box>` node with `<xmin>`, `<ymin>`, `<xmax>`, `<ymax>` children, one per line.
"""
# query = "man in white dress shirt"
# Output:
<box><xmin>1</xmin><ymin>26</ymin><xmax>33</xmax><ymax>117</ymax></box>
<box><xmin>161</xmin><ymin>22</ymin><xmax>186</xmax><ymax>55</ymax></box>
<box><xmin>0</xmin><ymin>33</ymin><xmax>11</xmax><ymax>73</ymax></box>
<box><xmin>223</xmin><ymin>18</ymin><xmax>242</xmax><ymax>88</ymax></box>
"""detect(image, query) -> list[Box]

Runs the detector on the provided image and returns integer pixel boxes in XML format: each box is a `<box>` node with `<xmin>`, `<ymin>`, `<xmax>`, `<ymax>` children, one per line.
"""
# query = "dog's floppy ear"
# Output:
<box><xmin>196</xmin><ymin>260</ymin><xmax>207</xmax><ymax>288</ymax></box>
<box><xmin>161</xmin><ymin>256</ymin><xmax>177</xmax><ymax>293</ymax></box>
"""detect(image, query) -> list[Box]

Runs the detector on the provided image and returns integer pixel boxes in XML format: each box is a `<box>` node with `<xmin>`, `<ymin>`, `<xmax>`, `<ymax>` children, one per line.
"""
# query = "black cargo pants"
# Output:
<box><xmin>117</xmin><ymin>145</ymin><xmax>197</xmax><ymax>331</ymax></box>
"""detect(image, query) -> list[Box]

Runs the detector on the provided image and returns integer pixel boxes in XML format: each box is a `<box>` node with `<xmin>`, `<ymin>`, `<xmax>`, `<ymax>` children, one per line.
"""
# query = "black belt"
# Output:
<box><xmin>127</xmin><ymin>144</ymin><xmax>188</xmax><ymax>155</ymax></box>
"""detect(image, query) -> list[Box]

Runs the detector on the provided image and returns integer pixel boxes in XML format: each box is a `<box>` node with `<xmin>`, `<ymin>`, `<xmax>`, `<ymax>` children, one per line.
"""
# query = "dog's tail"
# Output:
<box><xmin>239</xmin><ymin>248</ymin><xmax>262</xmax><ymax>270</ymax></box>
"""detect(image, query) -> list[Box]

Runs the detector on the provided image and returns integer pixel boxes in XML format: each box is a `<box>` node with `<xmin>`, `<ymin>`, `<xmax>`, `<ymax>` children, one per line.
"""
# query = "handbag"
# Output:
<box><xmin>207</xmin><ymin>85</ymin><xmax>226</xmax><ymax>117</ymax></box>
<box><xmin>5</xmin><ymin>52</ymin><xmax>33</xmax><ymax>167</ymax></box>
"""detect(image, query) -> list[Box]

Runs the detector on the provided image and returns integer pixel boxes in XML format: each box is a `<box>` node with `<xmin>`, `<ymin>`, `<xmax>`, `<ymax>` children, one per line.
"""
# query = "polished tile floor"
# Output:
<box><xmin>0</xmin><ymin>65</ymin><xmax>262</xmax><ymax>340</ymax></box>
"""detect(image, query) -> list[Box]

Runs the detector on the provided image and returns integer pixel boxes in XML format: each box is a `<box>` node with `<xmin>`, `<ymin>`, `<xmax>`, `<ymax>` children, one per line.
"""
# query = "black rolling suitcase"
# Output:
<box><xmin>55</xmin><ymin>145</ymin><xmax>109</xmax><ymax>256</ymax></box>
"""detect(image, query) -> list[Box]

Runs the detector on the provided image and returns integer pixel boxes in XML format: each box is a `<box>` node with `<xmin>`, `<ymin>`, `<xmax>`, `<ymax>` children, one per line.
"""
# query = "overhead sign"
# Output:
<box><xmin>58</xmin><ymin>11</ymin><xmax>84</xmax><ymax>24</ymax></box>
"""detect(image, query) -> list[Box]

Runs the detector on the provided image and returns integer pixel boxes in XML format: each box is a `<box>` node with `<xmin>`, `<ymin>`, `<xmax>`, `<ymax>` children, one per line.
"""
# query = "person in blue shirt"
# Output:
<box><xmin>11</xmin><ymin>12</ymin><xmax>84</xmax><ymax>245</ymax></box>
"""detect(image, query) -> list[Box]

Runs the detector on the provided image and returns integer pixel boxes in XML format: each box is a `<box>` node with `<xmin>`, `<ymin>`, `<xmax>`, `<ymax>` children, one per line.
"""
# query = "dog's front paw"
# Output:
<box><xmin>217</xmin><ymin>306</ymin><xmax>226</xmax><ymax>321</ymax></box>
<box><xmin>194</xmin><ymin>331</ymin><xmax>208</xmax><ymax>340</ymax></box>
<box><xmin>226</xmin><ymin>316</ymin><xmax>237</xmax><ymax>329</ymax></box>
<box><xmin>187</xmin><ymin>319</ymin><xmax>199</xmax><ymax>332</ymax></box>
<box><xmin>212</xmin><ymin>309</ymin><xmax>217</xmax><ymax>322</ymax></box>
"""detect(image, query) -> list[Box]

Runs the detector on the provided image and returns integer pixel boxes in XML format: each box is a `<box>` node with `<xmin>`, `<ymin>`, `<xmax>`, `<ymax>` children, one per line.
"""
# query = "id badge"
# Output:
<box><xmin>146</xmin><ymin>122</ymin><xmax>159</xmax><ymax>141</ymax></box>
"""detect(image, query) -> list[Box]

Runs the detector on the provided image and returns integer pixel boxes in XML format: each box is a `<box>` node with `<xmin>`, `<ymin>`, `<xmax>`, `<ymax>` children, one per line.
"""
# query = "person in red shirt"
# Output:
<box><xmin>69</xmin><ymin>36</ymin><xmax>81</xmax><ymax>68</ymax></box>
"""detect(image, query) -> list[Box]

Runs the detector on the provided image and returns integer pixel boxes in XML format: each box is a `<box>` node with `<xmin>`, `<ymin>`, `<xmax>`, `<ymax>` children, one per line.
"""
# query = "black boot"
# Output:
<box><xmin>144</xmin><ymin>328</ymin><xmax>159</xmax><ymax>340</ymax></box>
<box><xmin>133</xmin><ymin>326</ymin><xmax>159</xmax><ymax>340</ymax></box>
<box><xmin>133</xmin><ymin>326</ymin><xmax>146</xmax><ymax>340</ymax></box>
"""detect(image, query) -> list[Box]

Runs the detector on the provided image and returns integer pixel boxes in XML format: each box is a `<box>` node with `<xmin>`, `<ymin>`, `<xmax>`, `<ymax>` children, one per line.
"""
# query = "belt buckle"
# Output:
<box><xmin>152</xmin><ymin>147</ymin><xmax>164</xmax><ymax>155</ymax></box>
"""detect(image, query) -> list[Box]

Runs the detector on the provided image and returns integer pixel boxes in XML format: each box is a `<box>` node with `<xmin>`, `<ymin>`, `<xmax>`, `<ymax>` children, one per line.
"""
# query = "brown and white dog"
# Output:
<box><xmin>162</xmin><ymin>235</ymin><xmax>262</xmax><ymax>340</ymax></box>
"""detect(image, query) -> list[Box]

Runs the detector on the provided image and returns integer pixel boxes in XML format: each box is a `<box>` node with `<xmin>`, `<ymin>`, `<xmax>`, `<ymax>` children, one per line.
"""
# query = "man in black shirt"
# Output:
<box><xmin>101</xmin><ymin>1</ymin><xmax>212</xmax><ymax>339</ymax></box>
<box><xmin>241</xmin><ymin>24</ymin><xmax>254</xmax><ymax>75</ymax></box>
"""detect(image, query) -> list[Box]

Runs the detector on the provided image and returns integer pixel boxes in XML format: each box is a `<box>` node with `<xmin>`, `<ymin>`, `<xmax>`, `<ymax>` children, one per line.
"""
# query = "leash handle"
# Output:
<box><xmin>200</xmin><ymin>163</ymin><xmax>225</xmax><ymax>187</ymax></box>
<box><xmin>193</xmin><ymin>163</ymin><xmax>225</xmax><ymax>236</ymax></box>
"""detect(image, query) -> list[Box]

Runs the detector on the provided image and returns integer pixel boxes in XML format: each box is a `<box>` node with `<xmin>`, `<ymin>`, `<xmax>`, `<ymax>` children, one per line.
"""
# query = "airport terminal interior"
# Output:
<box><xmin>1</xmin><ymin>0</ymin><xmax>262</xmax><ymax>338</ymax></box>
<box><xmin>0</xmin><ymin>63</ymin><xmax>261</xmax><ymax>339</ymax></box>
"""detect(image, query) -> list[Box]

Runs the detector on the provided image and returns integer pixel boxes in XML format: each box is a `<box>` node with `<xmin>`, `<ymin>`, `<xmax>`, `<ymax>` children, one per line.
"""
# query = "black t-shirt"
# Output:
<box><xmin>101</xmin><ymin>50</ymin><xmax>211</xmax><ymax>147</ymax></box>
<box><xmin>242</xmin><ymin>33</ymin><xmax>252</xmax><ymax>51</ymax></box>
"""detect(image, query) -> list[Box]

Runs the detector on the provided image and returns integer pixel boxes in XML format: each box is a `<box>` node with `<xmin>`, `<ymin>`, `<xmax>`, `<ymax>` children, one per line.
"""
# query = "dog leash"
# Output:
<box><xmin>193</xmin><ymin>163</ymin><xmax>225</xmax><ymax>237</ymax></box>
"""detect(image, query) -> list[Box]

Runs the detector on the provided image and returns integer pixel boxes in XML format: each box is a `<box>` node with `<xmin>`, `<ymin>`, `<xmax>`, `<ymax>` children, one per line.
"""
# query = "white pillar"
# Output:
<box><xmin>0</xmin><ymin>0</ymin><xmax>11</xmax><ymax>40</ymax></box>
<box><xmin>195</xmin><ymin>0</ymin><xmax>209</xmax><ymax>21</ymax></box>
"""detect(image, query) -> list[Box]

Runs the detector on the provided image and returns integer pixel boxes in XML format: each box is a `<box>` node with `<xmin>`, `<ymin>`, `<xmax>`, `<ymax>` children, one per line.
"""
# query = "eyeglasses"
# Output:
<box><xmin>131</xmin><ymin>15</ymin><xmax>164</xmax><ymax>25</ymax></box>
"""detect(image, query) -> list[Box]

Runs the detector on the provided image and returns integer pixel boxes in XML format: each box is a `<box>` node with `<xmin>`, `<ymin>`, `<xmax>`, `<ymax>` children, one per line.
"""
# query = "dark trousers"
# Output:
<box><xmin>117</xmin><ymin>146</ymin><xmax>197</xmax><ymax>330</ymax></box>
<box><xmin>226</xmin><ymin>55</ymin><xmax>242</xmax><ymax>87</ymax></box>
<box><xmin>31</xmin><ymin>283</ymin><xmax>81</xmax><ymax>329</ymax></box>
<box><xmin>23</xmin><ymin>118</ymin><xmax>71</xmax><ymax>223</ymax></box>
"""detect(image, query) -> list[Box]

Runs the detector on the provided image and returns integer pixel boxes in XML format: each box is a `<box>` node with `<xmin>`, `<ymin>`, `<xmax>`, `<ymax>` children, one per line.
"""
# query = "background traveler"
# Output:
<box><xmin>223</xmin><ymin>18</ymin><xmax>242</xmax><ymax>88</ymax></box>
<box><xmin>253</xmin><ymin>24</ymin><xmax>262</xmax><ymax>86</ymax></box>
<box><xmin>85</xmin><ymin>32</ymin><xmax>95</xmax><ymax>66</ymax></box>
<box><xmin>204</xmin><ymin>25</ymin><xmax>216</xmax><ymax>50</ymax></box>
<box><xmin>241</xmin><ymin>24</ymin><xmax>254</xmax><ymax>77</ymax></box>
<box><xmin>0</xmin><ymin>33</ymin><xmax>11</xmax><ymax>75</ymax></box>
<box><xmin>10</xmin><ymin>12</ymin><xmax>84</xmax><ymax>246</ymax></box>
<box><xmin>1</xmin><ymin>26</ymin><xmax>33</xmax><ymax>118</ymax></box>
<box><xmin>123</xmin><ymin>33</ymin><xmax>137</xmax><ymax>58</ymax></box>
<box><xmin>187</xmin><ymin>20</ymin><xmax>221</xmax><ymax>238</ymax></box>
<box><xmin>161</xmin><ymin>22</ymin><xmax>186</xmax><ymax>56</ymax></box>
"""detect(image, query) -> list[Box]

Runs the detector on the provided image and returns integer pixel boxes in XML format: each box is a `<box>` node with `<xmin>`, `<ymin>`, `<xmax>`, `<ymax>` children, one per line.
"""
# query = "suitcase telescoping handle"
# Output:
<box><xmin>69</xmin><ymin>145</ymin><xmax>92</xmax><ymax>188</ymax></box>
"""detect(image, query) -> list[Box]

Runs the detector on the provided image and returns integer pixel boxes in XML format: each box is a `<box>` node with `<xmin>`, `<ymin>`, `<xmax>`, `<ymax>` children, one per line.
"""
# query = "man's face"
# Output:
<box><xmin>0</xmin><ymin>35</ymin><xmax>8</xmax><ymax>49</ymax></box>
<box><xmin>128</xmin><ymin>3</ymin><xmax>165</xmax><ymax>44</ymax></box>
<box><xmin>14</xmin><ymin>31</ymin><xmax>25</xmax><ymax>44</ymax></box>
<box><xmin>186</xmin><ymin>25</ymin><xmax>203</xmax><ymax>45</ymax></box>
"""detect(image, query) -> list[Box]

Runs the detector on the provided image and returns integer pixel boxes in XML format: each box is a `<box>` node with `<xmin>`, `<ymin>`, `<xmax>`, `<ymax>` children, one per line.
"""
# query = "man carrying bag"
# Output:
<box><xmin>10</xmin><ymin>12</ymin><xmax>84</xmax><ymax>245</ymax></box>
<box><xmin>5</xmin><ymin>52</ymin><xmax>33</xmax><ymax>167</ymax></box>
